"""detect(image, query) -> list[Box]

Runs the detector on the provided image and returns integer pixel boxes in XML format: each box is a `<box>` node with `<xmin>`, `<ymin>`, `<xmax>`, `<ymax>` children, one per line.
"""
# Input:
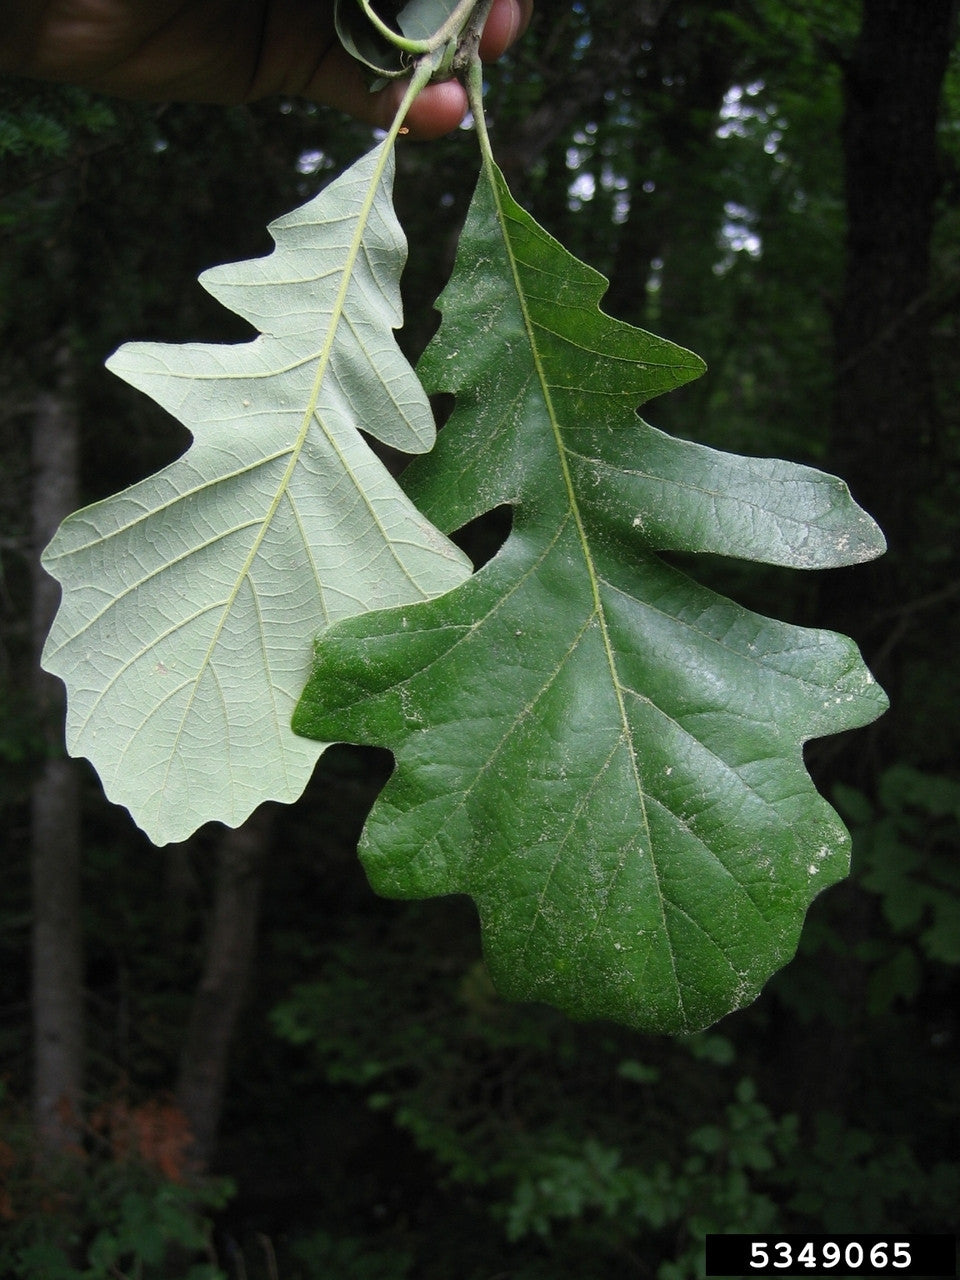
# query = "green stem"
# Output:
<box><xmin>356</xmin><ymin>0</ymin><xmax>431</xmax><ymax>52</ymax></box>
<box><xmin>455</xmin><ymin>0</ymin><xmax>496</xmax><ymax>68</ymax></box>
<box><xmin>384</xmin><ymin>56</ymin><xmax>439</xmax><ymax>142</ymax></box>
<box><xmin>466</xmin><ymin>47</ymin><xmax>496</xmax><ymax>173</ymax></box>
<box><xmin>359</xmin><ymin>0</ymin><xmax>488</xmax><ymax>56</ymax></box>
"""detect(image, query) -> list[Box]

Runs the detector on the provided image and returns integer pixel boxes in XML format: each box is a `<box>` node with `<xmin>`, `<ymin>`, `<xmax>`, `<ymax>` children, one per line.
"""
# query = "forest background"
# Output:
<box><xmin>1</xmin><ymin>1</ymin><xmax>959</xmax><ymax>1276</ymax></box>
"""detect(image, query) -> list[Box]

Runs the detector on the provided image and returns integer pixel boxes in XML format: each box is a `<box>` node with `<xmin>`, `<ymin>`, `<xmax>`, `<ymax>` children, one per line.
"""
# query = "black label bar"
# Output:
<box><xmin>705</xmin><ymin>1234</ymin><xmax>956</xmax><ymax>1277</ymax></box>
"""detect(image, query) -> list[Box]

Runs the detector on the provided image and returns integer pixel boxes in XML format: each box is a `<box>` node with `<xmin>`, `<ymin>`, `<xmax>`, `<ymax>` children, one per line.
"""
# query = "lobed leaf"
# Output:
<box><xmin>41</xmin><ymin>143</ymin><xmax>470</xmax><ymax>845</ymax></box>
<box><xmin>294</xmin><ymin>162</ymin><xmax>888</xmax><ymax>1034</ymax></box>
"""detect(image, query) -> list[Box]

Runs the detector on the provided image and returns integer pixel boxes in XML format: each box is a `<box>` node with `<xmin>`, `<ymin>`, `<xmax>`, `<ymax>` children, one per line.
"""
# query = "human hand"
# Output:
<box><xmin>0</xmin><ymin>0</ymin><xmax>532</xmax><ymax>139</ymax></box>
<box><xmin>325</xmin><ymin>0</ymin><xmax>534</xmax><ymax>138</ymax></box>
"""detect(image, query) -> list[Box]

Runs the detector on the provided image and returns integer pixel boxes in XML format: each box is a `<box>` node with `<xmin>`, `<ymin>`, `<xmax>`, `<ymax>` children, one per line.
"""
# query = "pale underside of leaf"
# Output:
<box><xmin>41</xmin><ymin>143</ymin><xmax>470</xmax><ymax>845</ymax></box>
<box><xmin>295</xmin><ymin>161</ymin><xmax>887</xmax><ymax>1033</ymax></box>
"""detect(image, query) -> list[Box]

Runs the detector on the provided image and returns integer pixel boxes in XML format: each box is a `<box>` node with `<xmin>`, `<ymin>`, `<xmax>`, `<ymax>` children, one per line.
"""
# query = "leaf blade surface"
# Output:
<box><xmin>41</xmin><ymin>143</ymin><xmax>470</xmax><ymax>845</ymax></box>
<box><xmin>294</xmin><ymin>162</ymin><xmax>888</xmax><ymax>1032</ymax></box>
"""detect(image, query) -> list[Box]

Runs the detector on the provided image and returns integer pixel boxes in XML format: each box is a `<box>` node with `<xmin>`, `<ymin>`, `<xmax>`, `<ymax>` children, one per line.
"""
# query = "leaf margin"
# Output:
<box><xmin>40</xmin><ymin>138</ymin><xmax>471</xmax><ymax>845</ymax></box>
<box><xmin>293</xmin><ymin>154</ymin><xmax>888</xmax><ymax>1033</ymax></box>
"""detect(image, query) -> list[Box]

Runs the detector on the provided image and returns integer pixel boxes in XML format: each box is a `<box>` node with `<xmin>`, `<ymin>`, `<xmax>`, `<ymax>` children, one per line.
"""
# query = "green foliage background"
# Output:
<box><xmin>2</xmin><ymin>1</ymin><xmax>959</xmax><ymax>1275</ymax></box>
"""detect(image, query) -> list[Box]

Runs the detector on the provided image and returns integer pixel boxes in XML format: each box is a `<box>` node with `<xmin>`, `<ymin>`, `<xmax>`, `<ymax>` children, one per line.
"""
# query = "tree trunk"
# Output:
<box><xmin>794</xmin><ymin>0</ymin><xmax>958</xmax><ymax>1125</ymax></box>
<box><xmin>831</xmin><ymin>0</ymin><xmax>958</xmax><ymax>589</ymax></box>
<box><xmin>31</xmin><ymin>349</ymin><xmax>84</xmax><ymax>1155</ymax></box>
<box><xmin>175</xmin><ymin>808</ymin><xmax>272</xmax><ymax>1169</ymax></box>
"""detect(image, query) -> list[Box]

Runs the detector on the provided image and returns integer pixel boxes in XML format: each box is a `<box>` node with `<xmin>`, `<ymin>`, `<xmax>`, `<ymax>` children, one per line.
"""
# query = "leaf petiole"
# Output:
<box><xmin>377</xmin><ymin>50</ymin><xmax>447</xmax><ymax>143</ymax></box>
<box><xmin>465</xmin><ymin>41</ymin><xmax>495</xmax><ymax>167</ymax></box>
<box><xmin>355</xmin><ymin>0</ymin><xmax>432</xmax><ymax>52</ymax></box>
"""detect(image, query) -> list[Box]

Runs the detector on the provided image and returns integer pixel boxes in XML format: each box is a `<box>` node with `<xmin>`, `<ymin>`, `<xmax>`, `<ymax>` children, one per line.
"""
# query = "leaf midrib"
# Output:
<box><xmin>484</xmin><ymin>161</ymin><xmax>683</xmax><ymax>1019</ymax></box>
<box><xmin>154</xmin><ymin>145</ymin><xmax>401</xmax><ymax>808</ymax></box>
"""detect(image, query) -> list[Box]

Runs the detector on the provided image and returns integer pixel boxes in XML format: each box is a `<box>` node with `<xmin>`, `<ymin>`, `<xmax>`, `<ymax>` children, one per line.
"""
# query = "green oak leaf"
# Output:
<box><xmin>294</xmin><ymin>161</ymin><xmax>888</xmax><ymax>1034</ymax></box>
<box><xmin>41</xmin><ymin>142</ymin><xmax>470</xmax><ymax>846</ymax></box>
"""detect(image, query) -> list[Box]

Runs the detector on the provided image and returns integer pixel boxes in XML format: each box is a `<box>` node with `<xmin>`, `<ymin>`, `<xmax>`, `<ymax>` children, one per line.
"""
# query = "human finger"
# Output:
<box><xmin>389</xmin><ymin>0</ymin><xmax>533</xmax><ymax>138</ymax></box>
<box><xmin>478</xmin><ymin>0</ymin><xmax>533</xmax><ymax>62</ymax></box>
<box><xmin>305</xmin><ymin>0</ymin><xmax>532</xmax><ymax>139</ymax></box>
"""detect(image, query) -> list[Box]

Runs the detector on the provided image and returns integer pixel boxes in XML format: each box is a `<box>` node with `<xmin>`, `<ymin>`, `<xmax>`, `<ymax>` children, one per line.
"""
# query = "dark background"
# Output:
<box><xmin>1</xmin><ymin>2</ymin><xmax>958</xmax><ymax>1276</ymax></box>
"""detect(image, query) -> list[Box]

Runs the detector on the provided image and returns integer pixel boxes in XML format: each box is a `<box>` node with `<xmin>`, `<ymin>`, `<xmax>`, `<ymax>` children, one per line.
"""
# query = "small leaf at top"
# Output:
<box><xmin>41</xmin><ymin>143</ymin><xmax>470</xmax><ymax>845</ymax></box>
<box><xmin>294</xmin><ymin>161</ymin><xmax>887</xmax><ymax>1034</ymax></box>
<box><xmin>335</xmin><ymin>0</ymin><xmax>465</xmax><ymax>77</ymax></box>
<box><xmin>397</xmin><ymin>0</ymin><xmax>468</xmax><ymax>41</ymax></box>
